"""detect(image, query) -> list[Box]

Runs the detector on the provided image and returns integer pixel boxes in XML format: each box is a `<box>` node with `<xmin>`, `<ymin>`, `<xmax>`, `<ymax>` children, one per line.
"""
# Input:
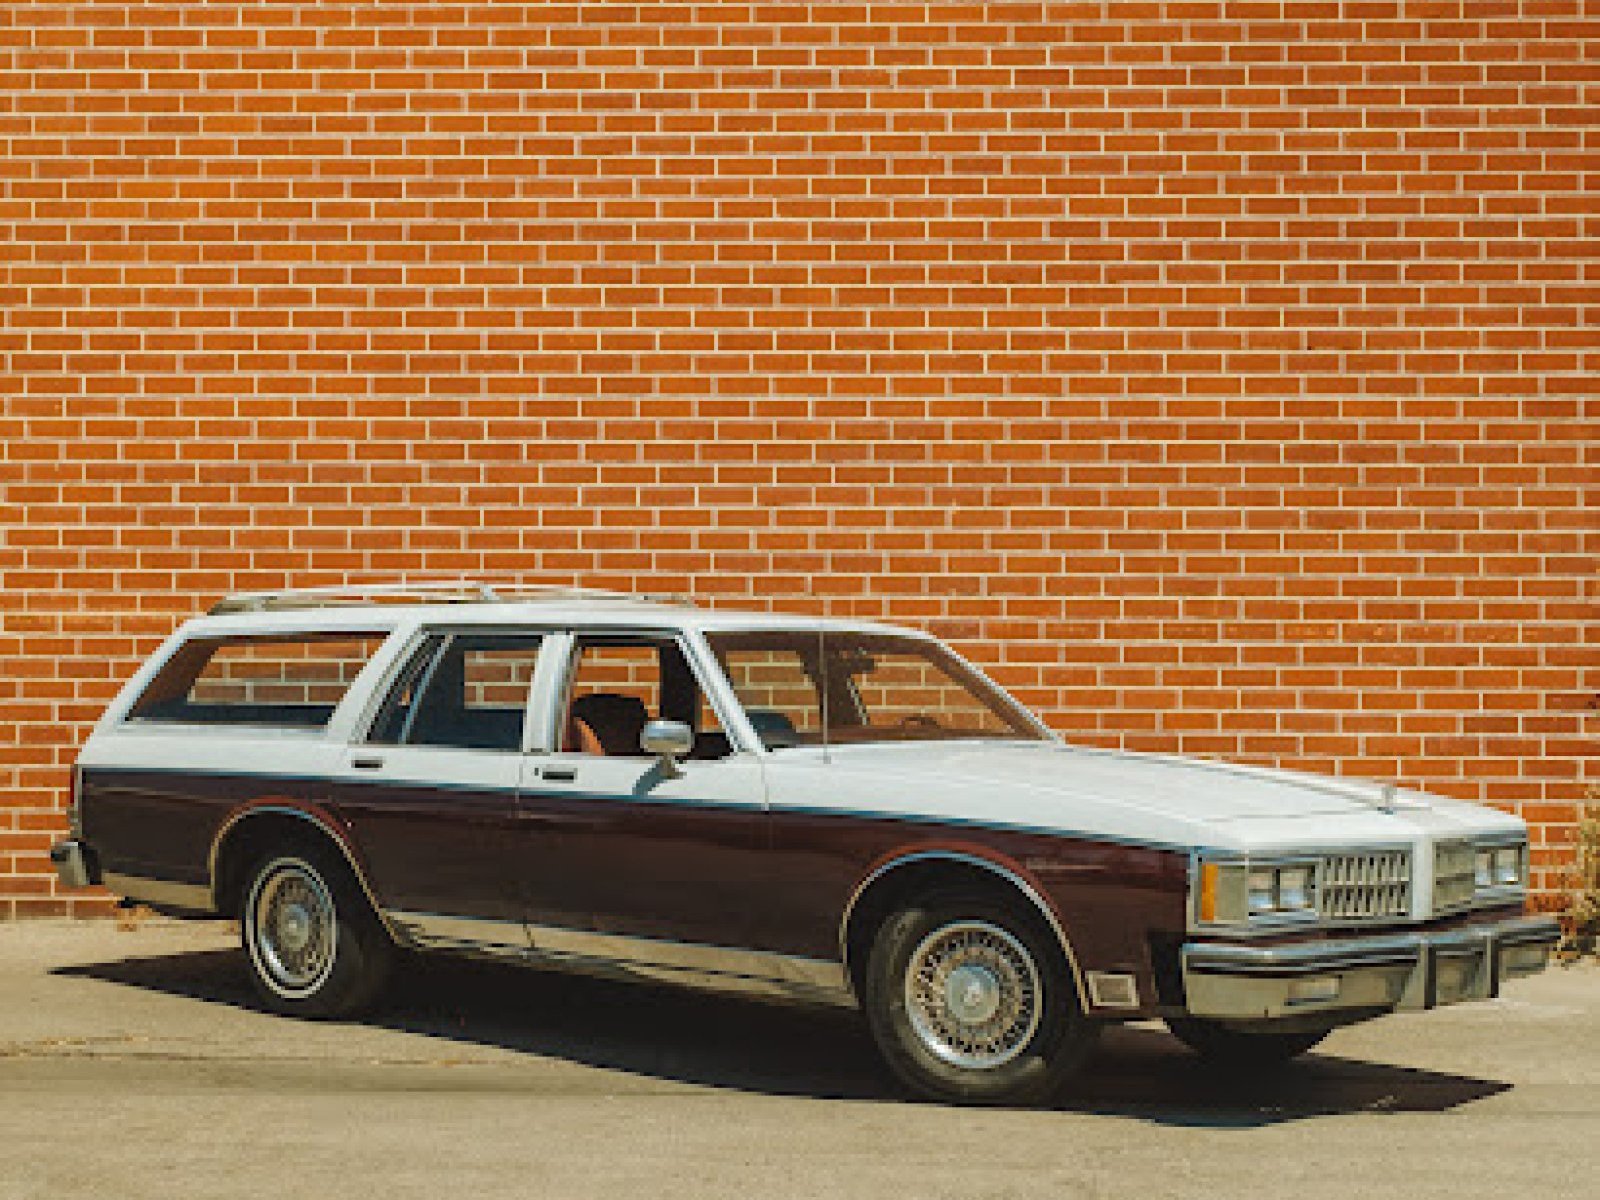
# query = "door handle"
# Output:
<box><xmin>351</xmin><ymin>755</ymin><xmax>385</xmax><ymax>770</ymax></box>
<box><xmin>540</xmin><ymin>766</ymin><xmax>577</xmax><ymax>782</ymax></box>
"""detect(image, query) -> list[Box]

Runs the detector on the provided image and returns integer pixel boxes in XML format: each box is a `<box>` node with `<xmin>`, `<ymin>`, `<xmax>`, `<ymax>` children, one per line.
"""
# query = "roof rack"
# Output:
<box><xmin>208</xmin><ymin>578</ymin><xmax>696</xmax><ymax>615</ymax></box>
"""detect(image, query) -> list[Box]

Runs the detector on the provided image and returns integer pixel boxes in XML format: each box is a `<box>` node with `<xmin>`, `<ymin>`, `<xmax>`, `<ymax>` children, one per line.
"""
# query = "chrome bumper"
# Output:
<box><xmin>49</xmin><ymin>839</ymin><xmax>97</xmax><ymax>890</ymax></box>
<box><xmin>1182</xmin><ymin>914</ymin><xmax>1560</xmax><ymax>1022</ymax></box>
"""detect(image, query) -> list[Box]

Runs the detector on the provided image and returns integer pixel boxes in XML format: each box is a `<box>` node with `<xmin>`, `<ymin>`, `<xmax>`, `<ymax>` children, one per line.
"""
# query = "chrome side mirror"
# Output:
<box><xmin>640</xmin><ymin>719</ymin><xmax>693</xmax><ymax>778</ymax></box>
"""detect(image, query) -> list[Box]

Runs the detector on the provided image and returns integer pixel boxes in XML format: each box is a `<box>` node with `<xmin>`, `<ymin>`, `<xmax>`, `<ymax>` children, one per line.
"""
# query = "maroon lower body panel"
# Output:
<box><xmin>79</xmin><ymin>765</ymin><xmax>1192</xmax><ymax>1013</ymax></box>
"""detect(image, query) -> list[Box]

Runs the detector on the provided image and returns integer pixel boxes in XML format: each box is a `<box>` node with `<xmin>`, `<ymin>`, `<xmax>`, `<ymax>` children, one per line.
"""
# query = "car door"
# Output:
<box><xmin>515</xmin><ymin>629</ymin><xmax>769</xmax><ymax>953</ymax></box>
<box><xmin>329</xmin><ymin>629</ymin><xmax>553</xmax><ymax>951</ymax></box>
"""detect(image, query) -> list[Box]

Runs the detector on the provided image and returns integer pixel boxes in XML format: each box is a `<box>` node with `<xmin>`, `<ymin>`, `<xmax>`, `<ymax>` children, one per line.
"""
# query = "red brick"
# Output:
<box><xmin>0</xmin><ymin>0</ymin><xmax>1594</xmax><ymax>914</ymax></box>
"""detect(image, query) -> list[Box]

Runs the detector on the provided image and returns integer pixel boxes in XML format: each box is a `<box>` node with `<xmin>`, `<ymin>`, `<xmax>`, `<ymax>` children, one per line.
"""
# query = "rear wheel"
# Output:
<box><xmin>1165</xmin><ymin>1016</ymin><xmax>1333</xmax><ymax>1069</ymax></box>
<box><xmin>863</xmin><ymin>890</ymin><xmax>1098</xmax><ymax>1105</ymax></box>
<box><xmin>241</xmin><ymin>841</ymin><xmax>394</xmax><ymax>1018</ymax></box>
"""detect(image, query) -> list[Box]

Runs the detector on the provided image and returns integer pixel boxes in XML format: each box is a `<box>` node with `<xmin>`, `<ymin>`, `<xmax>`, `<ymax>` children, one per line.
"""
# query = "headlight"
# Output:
<box><xmin>1493</xmin><ymin>846</ymin><xmax>1522</xmax><ymax>887</ymax></box>
<box><xmin>1434</xmin><ymin>841</ymin><xmax>1477</xmax><ymax>911</ymax></box>
<box><xmin>1250</xmin><ymin>864</ymin><xmax>1316</xmax><ymax>914</ymax></box>
<box><xmin>1472</xmin><ymin>841</ymin><xmax>1527</xmax><ymax>896</ymax></box>
<box><xmin>1277</xmin><ymin>866</ymin><xmax>1314</xmax><ymax>910</ymax></box>
<box><xmin>1200</xmin><ymin>859</ymin><xmax>1318</xmax><ymax>925</ymax></box>
<box><xmin>1247</xmin><ymin>869</ymin><xmax>1276</xmax><ymax>914</ymax></box>
<box><xmin>1475</xmin><ymin>848</ymin><xmax>1494</xmax><ymax>888</ymax></box>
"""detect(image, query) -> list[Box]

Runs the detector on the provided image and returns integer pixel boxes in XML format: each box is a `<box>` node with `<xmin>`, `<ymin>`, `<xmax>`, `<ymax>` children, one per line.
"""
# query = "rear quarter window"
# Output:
<box><xmin>127</xmin><ymin>632</ymin><xmax>388</xmax><ymax>729</ymax></box>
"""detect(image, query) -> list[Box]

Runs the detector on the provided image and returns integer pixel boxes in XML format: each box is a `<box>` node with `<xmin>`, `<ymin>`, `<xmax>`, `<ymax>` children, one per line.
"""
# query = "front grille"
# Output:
<box><xmin>1319</xmin><ymin>850</ymin><xmax>1411</xmax><ymax>921</ymax></box>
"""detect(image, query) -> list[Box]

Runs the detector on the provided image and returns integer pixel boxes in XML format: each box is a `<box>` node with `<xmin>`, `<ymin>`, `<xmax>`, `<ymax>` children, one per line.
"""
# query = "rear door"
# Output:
<box><xmin>329</xmin><ymin>630</ymin><xmax>552</xmax><ymax>951</ymax></box>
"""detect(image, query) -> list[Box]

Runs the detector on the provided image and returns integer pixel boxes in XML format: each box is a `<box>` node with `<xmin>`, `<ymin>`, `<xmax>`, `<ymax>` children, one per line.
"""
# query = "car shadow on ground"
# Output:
<box><xmin>55</xmin><ymin>946</ymin><xmax>1512</xmax><ymax>1127</ymax></box>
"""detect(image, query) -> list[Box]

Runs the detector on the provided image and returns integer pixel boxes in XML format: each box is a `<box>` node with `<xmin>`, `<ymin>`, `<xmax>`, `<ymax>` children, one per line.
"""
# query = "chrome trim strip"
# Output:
<box><xmin>387</xmin><ymin>911</ymin><xmax>856</xmax><ymax>1007</ymax></box>
<box><xmin>525</xmin><ymin>922</ymin><xmax>849</xmax><ymax>994</ymax></box>
<box><xmin>1185</xmin><ymin>936</ymin><xmax>1424</xmax><ymax>978</ymax></box>
<box><xmin>389</xmin><ymin>910</ymin><xmax>530</xmax><ymax>950</ymax></box>
<box><xmin>560</xmin><ymin>956</ymin><xmax>852</xmax><ymax>1007</ymax></box>
<box><xmin>102</xmin><ymin>871</ymin><xmax>213</xmax><ymax>912</ymax></box>
<box><xmin>838</xmin><ymin>850</ymin><xmax>1090</xmax><ymax>1012</ymax></box>
<box><xmin>207</xmin><ymin>805</ymin><xmax>402</xmax><ymax>941</ymax></box>
<box><xmin>1494</xmin><ymin>914</ymin><xmax>1563</xmax><ymax>947</ymax></box>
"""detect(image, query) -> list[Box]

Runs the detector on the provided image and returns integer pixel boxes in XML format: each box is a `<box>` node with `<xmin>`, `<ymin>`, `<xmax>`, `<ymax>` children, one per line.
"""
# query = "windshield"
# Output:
<box><xmin>704</xmin><ymin>630</ymin><xmax>1049</xmax><ymax>750</ymax></box>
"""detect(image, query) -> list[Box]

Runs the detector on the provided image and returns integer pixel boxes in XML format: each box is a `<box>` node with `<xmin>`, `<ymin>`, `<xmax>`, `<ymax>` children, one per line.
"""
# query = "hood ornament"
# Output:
<box><xmin>1368</xmin><ymin>781</ymin><xmax>1430</xmax><ymax>813</ymax></box>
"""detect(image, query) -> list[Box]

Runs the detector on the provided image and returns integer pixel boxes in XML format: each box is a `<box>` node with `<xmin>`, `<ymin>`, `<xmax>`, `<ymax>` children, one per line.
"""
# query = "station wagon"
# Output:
<box><xmin>52</xmin><ymin>581</ymin><xmax>1559</xmax><ymax>1104</ymax></box>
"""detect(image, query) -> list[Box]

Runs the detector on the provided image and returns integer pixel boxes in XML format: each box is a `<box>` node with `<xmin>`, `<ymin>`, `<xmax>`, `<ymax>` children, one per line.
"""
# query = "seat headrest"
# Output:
<box><xmin>570</xmin><ymin>692</ymin><xmax>650</xmax><ymax>755</ymax></box>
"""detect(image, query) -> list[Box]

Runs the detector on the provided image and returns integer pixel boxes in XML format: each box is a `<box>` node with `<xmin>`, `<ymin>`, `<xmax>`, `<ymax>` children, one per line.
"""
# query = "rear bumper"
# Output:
<box><xmin>49</xmin><ymin>839</ymin><xmax>99</xmax><ymax>890</ymax></box>
<box><xmin>1182</xmin><ymin>913</ymin><xmax>1560</xmax><ymax>1022</ymax></box>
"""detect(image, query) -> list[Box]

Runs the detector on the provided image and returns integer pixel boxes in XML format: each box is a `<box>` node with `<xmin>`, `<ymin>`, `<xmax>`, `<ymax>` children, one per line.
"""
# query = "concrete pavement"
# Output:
<box><xmin>1</xmin><ymin>919</ymin><xmax>1595</xmax><ymax>1199</ymax></box>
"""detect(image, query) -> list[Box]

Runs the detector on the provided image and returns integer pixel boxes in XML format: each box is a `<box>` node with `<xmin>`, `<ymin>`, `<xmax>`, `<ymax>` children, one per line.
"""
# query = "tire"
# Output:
<box><xmin>241</xmin><ymin>840</ymin><xmax>395</xmax><ymax>1018</ymax></box>
<box><xmin>862</xmin><ymin>889</ymin><xmax>1098</xmax><ymax>1106</ymax></box>
<box><xmin>1165</xmin><ymin>1016</ymin><xmax>1332</xmax><ymax>1070</ymax></box>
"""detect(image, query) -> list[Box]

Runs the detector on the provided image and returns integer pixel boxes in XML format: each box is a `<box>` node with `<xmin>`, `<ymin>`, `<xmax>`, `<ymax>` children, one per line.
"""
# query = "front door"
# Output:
<box><xmin>516</xmin><ymin>631</ymin><xmax>768</xmax><ymax>952</ymax></box>
<box><xmin>330</xmin><ymin>630</ymin><xmax>549</xmax><ymax>951</ymax></box>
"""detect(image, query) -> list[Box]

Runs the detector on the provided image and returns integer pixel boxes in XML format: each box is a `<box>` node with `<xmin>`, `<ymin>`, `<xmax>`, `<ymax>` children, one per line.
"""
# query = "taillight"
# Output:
<box><xmin>69</xmin><ymin>763</ymin><xmax>82</xmax><ymax>837</ymax></box>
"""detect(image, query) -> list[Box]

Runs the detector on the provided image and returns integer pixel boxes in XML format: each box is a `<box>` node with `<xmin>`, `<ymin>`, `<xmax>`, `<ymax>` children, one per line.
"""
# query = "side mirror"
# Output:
<box><xmin>640</xmin><ymin>719</ymin><xmax>693</xmax><ymax>778</ymax></box>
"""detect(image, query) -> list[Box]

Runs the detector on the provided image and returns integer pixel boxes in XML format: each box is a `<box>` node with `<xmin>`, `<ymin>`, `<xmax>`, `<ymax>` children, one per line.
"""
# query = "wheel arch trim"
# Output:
<box><xmin>208</xmin><ymin>803</ymin><xmax>400</xmax><ymax>942</ymax></box>
<box><xmin>838</xmin><ymin>849</ymin><xmax>1089</xmax><ymax>1011</ymax></box>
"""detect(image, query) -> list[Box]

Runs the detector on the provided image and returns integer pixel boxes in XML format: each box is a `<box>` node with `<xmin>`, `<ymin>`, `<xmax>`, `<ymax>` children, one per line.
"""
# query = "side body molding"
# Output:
<box><xmin>839</xmin><ymin>849</ymin><xmax>1090</xmax><ymax>1012</ymax></box>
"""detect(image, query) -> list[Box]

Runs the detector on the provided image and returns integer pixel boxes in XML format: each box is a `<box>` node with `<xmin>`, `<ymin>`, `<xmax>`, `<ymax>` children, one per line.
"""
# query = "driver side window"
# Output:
<box><xmin>563</xmin><ymin>636</ymin><xmax>730</xmax><ymax>760</ymax></box>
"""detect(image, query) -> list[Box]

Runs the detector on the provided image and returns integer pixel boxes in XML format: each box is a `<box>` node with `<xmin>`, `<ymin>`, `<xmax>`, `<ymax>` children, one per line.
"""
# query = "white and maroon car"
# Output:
<box><xmin>52</xmin><ymin>581</ymin><xmax>1558</xmax><ymax>1104</ymax></box>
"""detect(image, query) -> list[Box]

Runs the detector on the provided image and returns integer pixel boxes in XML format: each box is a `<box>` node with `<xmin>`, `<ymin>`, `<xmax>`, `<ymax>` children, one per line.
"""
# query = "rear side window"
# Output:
<box><xmin>368</xmin><ymin>633</ymin><xmax>545</xmax><ymax>751</ymax></box>
<box><xmin>128</xmin><ymin>633</ymin><xmax>387</xmax><ymax>729</ymax></box>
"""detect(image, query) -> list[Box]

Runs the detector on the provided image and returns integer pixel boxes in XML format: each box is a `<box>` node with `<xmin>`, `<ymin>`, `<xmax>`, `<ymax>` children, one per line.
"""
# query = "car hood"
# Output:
<box><xmin>764</xmin><ymin>740</ymin><xmax>1524</xmax><ymax>854</ymax></box>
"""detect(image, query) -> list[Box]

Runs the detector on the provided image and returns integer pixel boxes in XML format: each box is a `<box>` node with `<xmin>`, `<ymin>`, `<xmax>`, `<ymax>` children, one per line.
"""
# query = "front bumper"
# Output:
<box><xmin>1182</xmin><ymin>914</ymin><xmax>1559</xmax><ymax>1022</ymax></box>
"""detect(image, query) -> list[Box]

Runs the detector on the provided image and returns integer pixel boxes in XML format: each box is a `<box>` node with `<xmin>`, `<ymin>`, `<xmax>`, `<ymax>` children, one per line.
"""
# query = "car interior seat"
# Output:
<box><xmin>569</xmin><ymin>692</ymin><xmax>650</xmax><ymax>756</ymax></box>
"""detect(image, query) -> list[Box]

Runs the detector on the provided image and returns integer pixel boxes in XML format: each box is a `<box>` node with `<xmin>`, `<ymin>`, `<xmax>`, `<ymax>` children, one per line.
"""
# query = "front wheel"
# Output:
<box><xmin>241</xmin><ymin>842</ymin><xmax>394</xmax><ymax>1018</ymax></box>
<box><xmin>1165</xmin><ymin>1016</ymin><xmax>1333</xmax><ymax>1069</ymax></box>
<box><xmin>863</xmin><ymin>891</ymin><xmax>1098</xmax><ymax>1105</ymax></box>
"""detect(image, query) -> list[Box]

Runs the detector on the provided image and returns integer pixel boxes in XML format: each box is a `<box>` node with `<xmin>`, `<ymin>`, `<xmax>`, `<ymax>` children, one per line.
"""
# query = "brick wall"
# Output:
<box><xmin>2</xmin><ymin>1</ymin><xmax>1595</xmax><ymax>917</ymax></box>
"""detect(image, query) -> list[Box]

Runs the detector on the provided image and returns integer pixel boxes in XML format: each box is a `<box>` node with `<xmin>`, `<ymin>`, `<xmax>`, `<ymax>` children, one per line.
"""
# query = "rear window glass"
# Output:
<box><xmin>127</xmin><ymin>633</ymin><xmax>387</xmax><ymax>729</ymax></box>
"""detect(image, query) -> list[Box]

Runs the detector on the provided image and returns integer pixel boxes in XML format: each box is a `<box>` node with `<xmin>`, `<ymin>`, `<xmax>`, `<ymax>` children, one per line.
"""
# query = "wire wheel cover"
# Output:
<box><xmin>249</xmin><ymin>860</ymin><xmax>337</xmax><ymax>997</ymax></box>
<box><xmin>904</xmin><ymin>920</ymin><xmax>1043</xmax><ymax>1070</ymax></box>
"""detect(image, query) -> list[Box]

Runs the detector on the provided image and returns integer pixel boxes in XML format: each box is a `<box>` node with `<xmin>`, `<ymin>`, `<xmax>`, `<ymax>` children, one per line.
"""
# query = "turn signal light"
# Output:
<box><xmin>1199</xmin><ymin>862</ymin><xmax>1219</xmax><ymax>924</ymax></box>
